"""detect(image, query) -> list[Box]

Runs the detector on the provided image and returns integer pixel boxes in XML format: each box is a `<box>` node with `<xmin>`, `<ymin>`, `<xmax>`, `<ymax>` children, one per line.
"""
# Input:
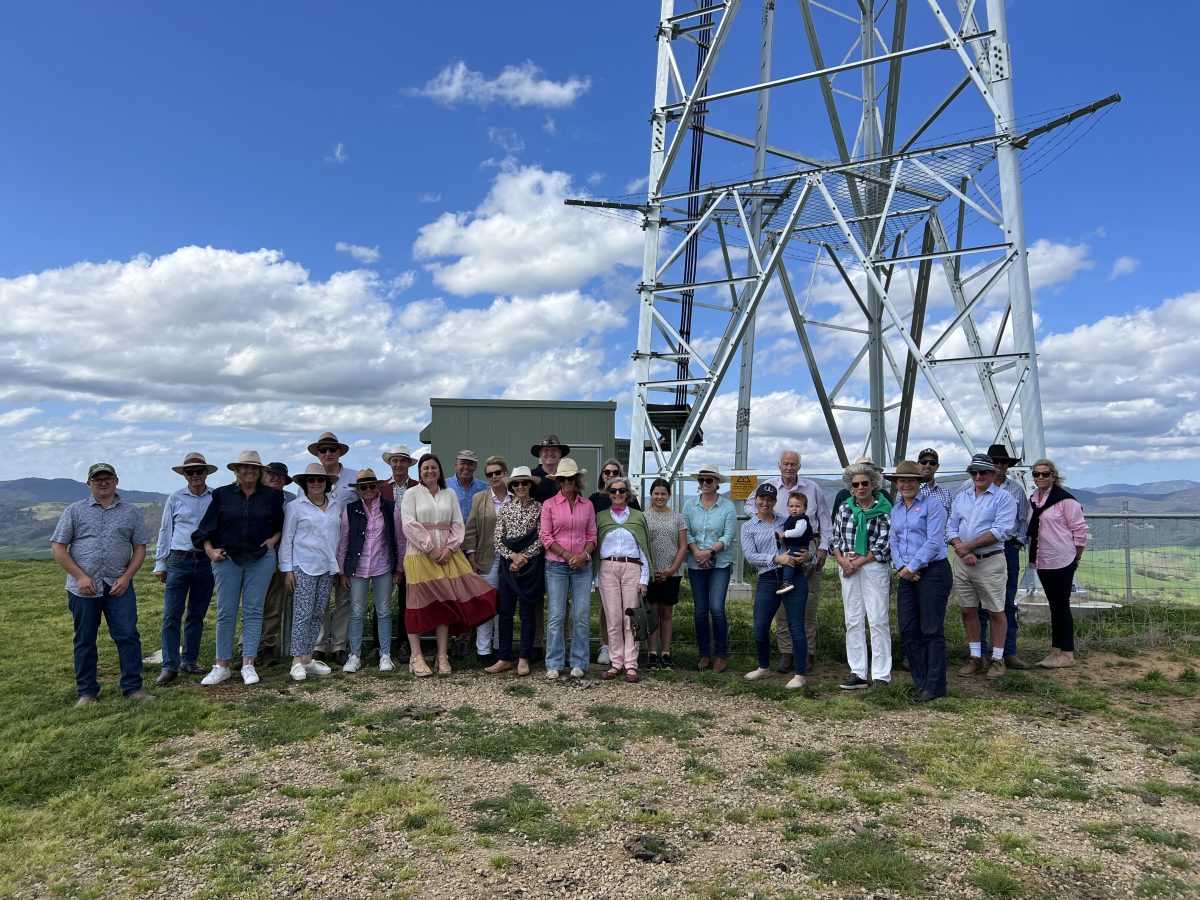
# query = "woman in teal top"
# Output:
<box><xmin>682</xmin><ymin>464</ymin><xmax>737</xmax><ymax>672</ymax></box>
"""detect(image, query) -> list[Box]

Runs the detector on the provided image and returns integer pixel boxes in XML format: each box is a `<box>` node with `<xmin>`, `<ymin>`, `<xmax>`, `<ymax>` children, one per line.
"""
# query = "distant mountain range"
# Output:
<box><xmin>1</xmin><ymin>475</ymin><xmax>1196</xmax><ymax>560</ymax></box>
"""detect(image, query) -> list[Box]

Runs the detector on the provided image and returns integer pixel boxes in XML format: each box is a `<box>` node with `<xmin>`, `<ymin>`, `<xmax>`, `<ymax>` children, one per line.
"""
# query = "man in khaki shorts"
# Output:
<box><xmin>947</xmin><ymin>453</ymin><xmax>1017</xmax><ymax>679</ymax></box>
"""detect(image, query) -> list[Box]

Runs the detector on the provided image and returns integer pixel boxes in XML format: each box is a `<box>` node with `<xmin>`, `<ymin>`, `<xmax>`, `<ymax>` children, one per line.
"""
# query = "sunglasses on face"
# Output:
<box><xmin>485</xmin><ymin>469</ymin><xmax>504</xmax><ymax>478</ymax></box>
<box><xmin>697</xmin><ymin>477</ymin><xmax>716</xmax><ymax>485</ymax></box>
<box><xmin>970</xmin><ymin>471</ymin><xmax>992</xmax><ymax>479</ymax></box>
<box><xmin>918</xmin><ymin>459</ymin><xmax>937</xmax><ymax>466</ymax></box>
<box><xmin>510</xmin><ymin>481</ymin><xmax>532</xmax><ymax>489</ymax></box>
<box><xmin>554</xmin><ymin>476</ymin><xmax>573</xmax><ymax>483</ymax></box>
<box><xmin>306</xmin><ymin>476</ymin><xmax>328</xmax><ymax>483</ymax></box>
<box><xmin>851</xmin><ymin>481</ymin><xmax>871</xmax><ymax>488</ymax></box>
<box><xmin>183</xmin><ymin>468</ymin><xmax>207</xmax><ymax>476</ymax></box>
<box><xmin>608</xmin><ymin>487</ymin><xmax>628</xmax><ymax>495</ymax></box>
<box><xmin>602</xmin><ymin>469</ymin><xmax>620</xmax><ymax>476</ymax></box>
<box><xmin>1032</xmin><ymin>471</ymin><xmax>1053</xmax><ymax>478</ymax></box>
<box><xmin>357</xmin><ymin>484</ymin><xmax>379</xmax><ymax>491</ymax></box>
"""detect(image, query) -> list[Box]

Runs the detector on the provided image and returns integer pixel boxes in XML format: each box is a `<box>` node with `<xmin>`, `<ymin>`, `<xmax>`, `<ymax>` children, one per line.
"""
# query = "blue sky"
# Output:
<box><xmin>1</xmin><ymin>1</ymin><xmax>1197</xmax><ymax>493</ymax></box>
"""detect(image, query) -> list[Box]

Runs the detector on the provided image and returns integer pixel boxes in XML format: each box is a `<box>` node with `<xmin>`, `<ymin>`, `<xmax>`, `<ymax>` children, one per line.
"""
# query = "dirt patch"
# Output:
<box><xmin>105</xmin><ymin>650</ymin><xmax>1200</xmax><ymax>898</ymax></box>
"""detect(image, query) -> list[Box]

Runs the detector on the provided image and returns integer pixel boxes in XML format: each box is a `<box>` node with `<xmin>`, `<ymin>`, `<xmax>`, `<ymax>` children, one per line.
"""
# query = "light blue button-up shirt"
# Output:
<box><xmin>154</xmin><ymin>485</ymin><xmax>214</xmax><ymax>572</ymax></box>
<box><xmin>683</xmin><ymin>495</ymin><xmax>737</xmax><ymax>569</ymax></box>
<box><xmin>889</xmin><ymin>495</ymin><xmax>949</xmax><ymax>573</ymax></box>
<box><xmin>947</xmin><ymin>483</ymin><xmax>1016</xmax><ymax>556</ymax></box>
<box><xmin>741</xmin><ymin>512</ymin><xmax>788</xmax><ymax>574</ymax></box>
<box><xmin>449</xmin><ymin>476</ymin><xmax>488</xmax><ymax>523</ymax></box>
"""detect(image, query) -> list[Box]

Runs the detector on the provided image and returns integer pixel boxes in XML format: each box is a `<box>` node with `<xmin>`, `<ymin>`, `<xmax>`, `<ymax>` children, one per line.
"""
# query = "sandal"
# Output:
<box><xmin>517</xmin><ymin>659</ymin><xmax>531</xmax><ymax>676</ymax></box>
<box><xmin>409</xmin><ymin>657</ymin><xmax>433</xmax><ymax>678</ymax></box>
<box><xmin>484</xmin><ymin>659</ymin><xmax>513</xmax><ymax>674</ymax></box>
<box><xmin>437</xmin><ymin>656</ymin><xmax>453</xmax><ymax>676</ymax></box>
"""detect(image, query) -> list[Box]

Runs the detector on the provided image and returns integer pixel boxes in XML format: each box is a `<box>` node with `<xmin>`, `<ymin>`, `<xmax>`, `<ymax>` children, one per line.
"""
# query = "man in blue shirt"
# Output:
<box><xmin>152</xmin><ymin>452</ymin><xmax>216</xmax><ymax>685</ymax></box>
<box><xmin>51</xmin><ymin>463</ymin><xmax>151</xmax><ymax>706</ymax></box>
<box><xmin>448</xmin><ymin>449</ymin><xmax>488</xmax><ymax>522</ymax></box>
<box><xmin>947</xmin><ymin>453</ymin><xmax>1017</xmax><ymax>679</ymax></box>
<box><xmin>981</xmin><ymin>443</ymin><xmax>1033</xmax><ymax>670</ymax></box>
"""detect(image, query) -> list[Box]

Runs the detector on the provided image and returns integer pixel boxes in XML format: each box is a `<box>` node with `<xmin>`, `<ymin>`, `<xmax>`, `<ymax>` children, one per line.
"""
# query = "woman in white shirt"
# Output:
<box><xmin>279</xmin><ymin>464</ymin><xmax>342</xmax><ymax>682</ymax></box>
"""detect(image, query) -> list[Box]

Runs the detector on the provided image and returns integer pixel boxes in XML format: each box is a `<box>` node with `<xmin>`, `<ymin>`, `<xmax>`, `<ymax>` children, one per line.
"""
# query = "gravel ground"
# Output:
<box><xmin>99</xmin><ymin>650</ymin><xmax>1200</xmax><ymax>899</ymax></box>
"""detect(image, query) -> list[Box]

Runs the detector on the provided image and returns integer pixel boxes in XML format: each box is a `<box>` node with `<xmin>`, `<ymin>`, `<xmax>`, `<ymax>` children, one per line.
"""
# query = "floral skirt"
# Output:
<box><xmin>405</xmin><ymin>549</ymin><xmax>498</xmax><ymax>635</ymax></box>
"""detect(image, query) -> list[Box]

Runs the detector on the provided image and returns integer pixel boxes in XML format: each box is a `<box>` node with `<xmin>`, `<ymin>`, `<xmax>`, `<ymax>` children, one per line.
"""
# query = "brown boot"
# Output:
<box><xmin>713</xmin><ymin>658</ymin><xmax>728</xmax><ymax>674</ymax></box>
<box><xmin>986</xmin><ymin>657</ymin><xmax>1007</xmax><ymax>679</ymax></box>
<box><xmin>697</xmin><ymin>657</ymin><xmax>711</xmax><ymax>671</ymax></box>
<box><xmin>957</xmin><ymin>657</ymin><xmax>986</xmax><ymax>677</ymax></box>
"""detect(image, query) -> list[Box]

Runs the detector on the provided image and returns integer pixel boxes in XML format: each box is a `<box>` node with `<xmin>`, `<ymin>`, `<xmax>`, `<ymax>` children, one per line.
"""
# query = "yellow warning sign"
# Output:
<box><xmin>729</xmin><ymin>474</ymin><xmax>758</xmax><ymax>501</ymax></box>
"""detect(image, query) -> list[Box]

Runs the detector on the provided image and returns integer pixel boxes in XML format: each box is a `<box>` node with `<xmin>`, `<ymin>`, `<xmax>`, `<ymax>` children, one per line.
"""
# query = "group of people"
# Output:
<box><xmin>731</xmin><ymin>444</ymin><xmax>1086</xmax><ymax>700</ymax></box>
<box><xmin>52</xmin><ymin>432</ymin><xmax>1087</xmax><ymax>707</ymax></box>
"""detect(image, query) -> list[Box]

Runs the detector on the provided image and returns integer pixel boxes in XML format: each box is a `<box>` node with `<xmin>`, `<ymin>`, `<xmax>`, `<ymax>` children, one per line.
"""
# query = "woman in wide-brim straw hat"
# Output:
<box><xmin>192</xmin><ymin>451</ymin><xmax>286</xmax><ymax>688</ymax></box>
<box><xmin>485</xmin><ymin>466</ymin><xmax>546</xmax><ymax>675</ymax></box>
<box><xmin>682</xmin><ymin>464</ymin><xmax>737</xmax><ymax>673</ymax></box>
<box><xmin>400</xmin><ymin>453</ymin><xmax>498</xmax><ymax>676</ymax></box>
<box><xmin>279</xmin><ymin>464</ymin><xmax>340</xmax><ymax>682</ymax></box>
<box><xmin>885</xmin><ymin>460</ymin><xmax>951</xmax><ymax>702</ymax></box>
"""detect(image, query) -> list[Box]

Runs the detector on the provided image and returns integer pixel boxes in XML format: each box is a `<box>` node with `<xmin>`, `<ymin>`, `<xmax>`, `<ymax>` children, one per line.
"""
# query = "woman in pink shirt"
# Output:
<box><xmin>1027</xmin><ymin>458</ymin><xmax>1087</xmax><ymax>668</ymax></box>
<box><xmin>539</xmin><ymin>458</ymin><xmax>597</xmax><ymax>679</ymax></box>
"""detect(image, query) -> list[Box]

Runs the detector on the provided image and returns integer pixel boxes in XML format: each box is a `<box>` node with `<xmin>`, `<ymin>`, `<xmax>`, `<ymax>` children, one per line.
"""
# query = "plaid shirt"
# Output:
<box><xmin>917</xmin><ymin>480</ymin><xmax>953</xmax><ymax>514</ymax></box>
<box><xmin>831</xmin><ymin>499</ymin><xmax>892</xmax><ymax>563</ymax></box>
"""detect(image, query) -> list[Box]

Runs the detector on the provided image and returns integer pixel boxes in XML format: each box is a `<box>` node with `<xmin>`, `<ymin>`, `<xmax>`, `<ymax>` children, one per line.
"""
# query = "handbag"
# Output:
<box><xmin>625</xmin><ymin>592</ymin><xmax>659</xmax><ymax>641</ymax></box>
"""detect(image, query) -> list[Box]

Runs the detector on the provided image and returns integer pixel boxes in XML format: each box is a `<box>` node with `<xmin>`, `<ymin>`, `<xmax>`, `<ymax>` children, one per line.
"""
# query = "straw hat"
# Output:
<box><xmin>883</xmin><ymin>460</ymin><xmax>932</xmax><ymax>483</ymax></box>
<box><xmin>695</xmin><ymin>463</ymin><xmax>725</xmax><ymax>483</ymax></box>
<box><xmin>504</xmin><ymin>465</ymin><xmax>542</xmax><ymax>487</ymax></box>
<box><xmin>292</xmin><ymin>462</ymin><xmax>339</xmax><ymax>488</ymax></box>
<box><xmin>381</xmin><ymin>445</ymin><xmax>414</xmax><ymax>465</ymax></box>
<box><xmin>307</xmin><ymin>431</ymin><xmax>350</xmax><ymax>457</ymax></box>
<box><xmin>226</xmin><ymin>450</ymin><xmax>266</xmax><ymax>472</ymax></box>
<box><xmin>554</xmin><ymin>457</ymin><xmax>586</xmax><ymax>479</ymax></box>
<box><xmin>172</xmin><ymin>452</ymin><xmax>217</xmax><ymax>476</ymax></box>
<box><xmin>348</xmin><ymin>468</ymin><xmax>383</xmax><ymax>488</ymax></box>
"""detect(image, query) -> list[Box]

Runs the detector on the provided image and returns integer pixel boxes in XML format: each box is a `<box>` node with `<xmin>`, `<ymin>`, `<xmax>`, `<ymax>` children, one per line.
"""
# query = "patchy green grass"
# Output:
<box><xmin>1124</xmin><ymin>669</ymin><xmax>1197</xmax><ymax>697</ymax></box>
<box><xmin>967</xmin><ymin>858</ymin><xmax>1024</xmax><ymax>897</ymax></box>
<box><xmin>768</xmin><ymin>749</ymin><xmax>826</xmax><ymax>776</ymax></box>
<box><xmin>906</xmin><ymin>724</ymin><xmax>1052</xmax><ymax>797</ymax></box>
<box><xmin>471</xmin><ymin>784</ymin><xmax>579</xmax><ymax>845</ymax></box>
<box><xmin>1129</xmin><ymin>824</ymin><xmax>1196</xmax><ymax>850</ymax></box>
<box><xmin>586</xmin><ymin>704</ymin><xmax>713</xmax><ymax>742</ymax></box>
<box><xmin>807</xmin><ymin>833</ymin><xmax>927</xmax><ymax>893</ymax></box>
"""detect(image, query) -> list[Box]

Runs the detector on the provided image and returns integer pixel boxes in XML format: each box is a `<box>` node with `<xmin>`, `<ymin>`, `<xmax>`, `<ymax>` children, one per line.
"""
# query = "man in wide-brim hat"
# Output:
<box><xmin>152</xmin><ymin>452</ymin><xmax>217</xmax><ymax>685</ymax></box>
<box><xmin>980</xmin><ymin>442</ymin><xmax>1032</xmax><ymax>671</ymax></box>
<box><xmin>308</xmin><ymin>432</ymin><xmax>356</xmax><ymax>666</ymax></box>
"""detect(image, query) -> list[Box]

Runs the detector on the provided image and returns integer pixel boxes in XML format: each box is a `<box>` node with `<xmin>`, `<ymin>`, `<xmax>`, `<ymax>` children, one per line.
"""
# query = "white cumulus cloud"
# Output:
<box><xmin>412</xmin><ymin>60</ymin><xmax>590</xmax><ymax>108</ymax></box>
<box><xmin>0</xmin><ymin>406</ymin><xmax>40</xmax><ymax>427</ymax></box>
<box><xmin>334</xmin><ymin>241</ymin><xmax>381</xmax><ymax>264</ymax></box>
<box><xmin>1109</xmin><ymin>255</ymin><xmax>1140</xmax><ymax>280</ymax></box>
<box><xmin>412</xmin><ymin>164</ymin><xmax>642</xmax><ymax>296</ymax></box>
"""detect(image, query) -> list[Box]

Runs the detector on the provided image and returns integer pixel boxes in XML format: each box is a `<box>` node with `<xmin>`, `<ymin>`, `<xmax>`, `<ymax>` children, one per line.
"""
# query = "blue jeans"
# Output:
<box><xmin>752</xmin><ymin>569</ymin><xmax>807</xmax><ymax>673</ymax></box>
<box><xmin>544</xmin><ymin>560</ymin><xmax>593</xmax><ymax>671</ymax></box>
<box><xmin>212</xmin><ymin>550</ymin><xmax>276</xmax><ymax>661</ymax></box>
<box><xmin>687</xmin><ymin>565</ymin><xmax>731</xmax><ymax>659</ymax></box>
<box><xmin>897</xmin><ymin>557</ymin><xmax>951</xmax><ymax>697</ymax></box>
<box><xmin>68</xmin><ymin>584</ymin><xmax>143</xmax><ymax>698</ymax></box>
<box><xmin>348</xmin><ymin>572</ymin><xmax>393</xmax><ymax>656</ymax></box>
<box><xmin>161</xmin><ymin>552</ymin><xmax>214</xmax><ymax>670</ymax></box>
<box><xmin>979</xmin><ymin>544</ymin><xmax>1020</xmax><ymax>655</ymax></box>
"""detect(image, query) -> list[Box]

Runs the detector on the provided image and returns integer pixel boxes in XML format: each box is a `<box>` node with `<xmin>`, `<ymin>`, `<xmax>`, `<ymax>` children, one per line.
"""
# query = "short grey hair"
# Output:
<box><xmin>841</xmin><ymin>462</ymin><xmax>883</xmax><ymax>492</ymax></box>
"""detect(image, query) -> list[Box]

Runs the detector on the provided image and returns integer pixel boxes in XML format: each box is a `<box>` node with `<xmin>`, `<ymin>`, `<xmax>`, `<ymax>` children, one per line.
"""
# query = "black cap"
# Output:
<box><xmin>755</xmin><ymin>483</ymin><xmax>778</xmax><ymax>499</ymax></box>
<box><xmin>917</xmin><ymin>448</ymin><xmax>938</xmax><ymax>462</ymax></box>
<box><xmin>265</xmin><ymin>461</ymin><xmax>290</xmax><ymax>477</ymax></box>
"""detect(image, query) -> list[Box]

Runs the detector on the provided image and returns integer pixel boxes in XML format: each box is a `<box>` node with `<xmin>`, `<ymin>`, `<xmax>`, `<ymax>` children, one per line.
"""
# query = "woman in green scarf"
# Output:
<box><xmin>830</xmin><ymin>462</ymin><xmax>893</xmax><ymax>690</ymax></box>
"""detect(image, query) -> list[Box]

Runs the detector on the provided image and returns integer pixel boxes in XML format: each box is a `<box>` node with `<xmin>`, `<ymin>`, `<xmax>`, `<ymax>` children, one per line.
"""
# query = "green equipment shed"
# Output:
<box><xmin>418</xmin><ymin>399</ymin><xmax>618</xmax><ymax>485</ymax></box>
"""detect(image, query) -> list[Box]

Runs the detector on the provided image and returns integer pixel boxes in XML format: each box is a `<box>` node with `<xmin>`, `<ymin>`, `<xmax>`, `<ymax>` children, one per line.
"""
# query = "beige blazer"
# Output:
<box><xmin>464</xmin><ymin>488</ymin><xmax>507</xmax><ymax>573</ymax></box>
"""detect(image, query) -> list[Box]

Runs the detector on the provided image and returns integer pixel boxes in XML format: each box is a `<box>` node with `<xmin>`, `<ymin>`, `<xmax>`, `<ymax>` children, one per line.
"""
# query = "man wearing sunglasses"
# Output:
<box><xmin>308</xmin><ymin>431</ymin><xmax>357</xmax><ymax>666</ymax></box>
<box><xmin>947</xmin><ymin>453</ymin><xmax>1017</xmax><ymax>679</ymax></box>
<box><xmin>743</xmin><ymin>449</ymin><xmax>832</xmax><ymax>672</ymax></box>
<box><xmin>151</xmin><ymin>452</ymin><xmax>217</xmax><ymax>685</ymax></box>
<box><xmin>915</xmin><ymin>448</ymin><xmax>953</xmax><ymax>514</ymax></box>
<box><xmin>51</xmin><ymin>463</ymin><xmax>151</xmax><ymax>706</ymax></box>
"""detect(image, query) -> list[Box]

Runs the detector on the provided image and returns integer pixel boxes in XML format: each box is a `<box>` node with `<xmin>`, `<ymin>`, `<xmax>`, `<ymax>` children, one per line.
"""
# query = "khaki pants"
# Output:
<box><xmin>315</xmin><ymin>579</ymin><xmax>351</xmax><ymax>652</ymax></box>
<box><xmin>951</xmin><ymin>551</ymin><xmax>1007</xmax><ymax>613</ymax></box>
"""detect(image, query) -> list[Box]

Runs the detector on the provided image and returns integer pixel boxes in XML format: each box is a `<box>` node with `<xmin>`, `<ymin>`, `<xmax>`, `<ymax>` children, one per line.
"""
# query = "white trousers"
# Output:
<box><xmin>840</xmin><ymin>560</ymin><xmax>892</xmax><ymax>682</ymax></box>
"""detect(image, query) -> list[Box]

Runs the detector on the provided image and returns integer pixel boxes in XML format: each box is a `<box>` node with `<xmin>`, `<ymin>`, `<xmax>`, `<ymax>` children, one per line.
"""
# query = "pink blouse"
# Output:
<box><xmin>540</xmin><ymin>492</ymin><xmax>597</xmax><ymax>562</ymax></box>
<box><xmin>1030</xmin><ymin>489</ymin><xmax>1088</xmax><ymax>570</ymax></box>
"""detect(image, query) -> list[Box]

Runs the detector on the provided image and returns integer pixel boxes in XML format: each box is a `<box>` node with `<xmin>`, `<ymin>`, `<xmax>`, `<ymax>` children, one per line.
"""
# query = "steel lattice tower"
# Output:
<box><xmin>600</xmin><ymin>0</ymin><xmax>1116</xmax><ymax>484</ymax></box>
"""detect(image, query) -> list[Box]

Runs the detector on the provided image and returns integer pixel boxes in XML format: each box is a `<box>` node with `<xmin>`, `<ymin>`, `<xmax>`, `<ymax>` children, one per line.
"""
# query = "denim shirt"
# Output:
<box><xmin>683</xmin><ymin>495</ymin><xmax>737</xmax><ymax>569</ymax></box>
<box><xmin>889</xmin><ymin>495</ymin><xmax>949</xmax><ymax>573</ymax></box>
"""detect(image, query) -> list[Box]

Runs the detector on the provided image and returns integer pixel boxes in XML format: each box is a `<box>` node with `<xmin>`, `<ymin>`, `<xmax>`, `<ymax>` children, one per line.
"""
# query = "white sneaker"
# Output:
<box><xmin>786</xmin><ymin>674</ymin><xmax>807</xmax><ymax>690</ymax></box>
<box><xmin>545</xmin><ymin>669</ymin><xmax>560</xmax><ymax>680</ymax></box>
<box><xmin>303</xmin><ymin>660</ymin><xmax>332</xmax><ymax>676</ymax></box>
<box><xmin>200</xmin><ymin>665</ymin><xmax>231</xmax><ymax>686</ymax></box>
<box><xmin>241</xmin><ymin>664</ymin><xmax>260</xmax><ymax>685</ymax></box>
<box><xmin>743</xmin><ymin>667</ymin><xmax>771</xmax><ymax>681</ymax></box>
<box><xmin>596</xmin><ymin>645</ymin><xmax>610</xmax><ymax>665</ymax></box>
<box><xmin>290</xmin><ymin>663</ymin><xmax>307</xmax><ymax>681</ymax></box>
<box><xmin>570</xmin><ymin>667</ymin><xmax>585</xmax><ymax>679</ymax></box>
<box><xmin>343</xmin><ymin>654</ymin><xmax>362</xmax><ymax>674</ymax></box>
<box><xmin>379</xmin><ymin>654</ymin><xmax>394</xmax><ymax>672</ymax></box>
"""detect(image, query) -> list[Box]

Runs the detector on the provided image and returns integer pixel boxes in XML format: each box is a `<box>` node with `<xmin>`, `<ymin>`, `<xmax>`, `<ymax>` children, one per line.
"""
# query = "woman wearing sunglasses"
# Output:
<box><xmin>831</xmin><ymin>461</ymin><xmax>893</xmax><ymax>690</ymax></box>
<box><xmin>464</xmin><ymin>456</ymin><xmax>511</xmax><ymax>666</ymax></box>
<box><xmin>337</xmin><ymin>469</ymin><xmax>400</xmax><ymax>675</ymax></box>
<box><xmin>1027</xmin><ymin>459</ymin><xmax>1087</xmax><ymax>668</ymax></box>
<box><xmin>683</xmin><ymin>464</ymin><xmax>737</xmax><ymax>673</ymax></box>
<box><xmin>589</xmin><ymin>459</ymin><xmax>640</xmax><ymax>666</ymax></box>
<box><xmin>594</xmin><ymin>477</ymin><xmax>654</xmax><ymax>682</ymax></box>
<box><xmin>485</xmin><ymin>466</ymin><xmax>545</xmax><ymax>675</ymax></box>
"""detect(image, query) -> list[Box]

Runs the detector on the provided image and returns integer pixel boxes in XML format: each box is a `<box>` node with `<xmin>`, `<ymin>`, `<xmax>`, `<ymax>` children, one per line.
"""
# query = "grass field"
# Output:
<box><xmin>3</xmin><ymin>559</ymin><xmax>1200</xmax><ymax>898</ymax></box>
